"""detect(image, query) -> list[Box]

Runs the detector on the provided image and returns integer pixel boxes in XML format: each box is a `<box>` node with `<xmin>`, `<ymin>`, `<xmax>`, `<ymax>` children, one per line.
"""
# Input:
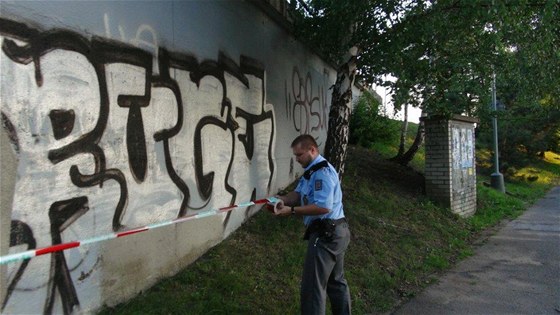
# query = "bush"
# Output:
<box><xmin>475</xmin><ymin>96</ymin><xmax>560</xmax><ymax>167</ymax></box>
<box><xmin>349</xmin><ymin>91</ymin><xmax>400</xmax><ymax>148</ymax></box>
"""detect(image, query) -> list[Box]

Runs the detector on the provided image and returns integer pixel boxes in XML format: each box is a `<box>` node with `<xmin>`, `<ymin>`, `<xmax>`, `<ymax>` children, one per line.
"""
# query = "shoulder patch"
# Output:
<box><xmin>315</xmin><ymin>179</ymin><xmax>322</xmax><ymax>191</ymax></box>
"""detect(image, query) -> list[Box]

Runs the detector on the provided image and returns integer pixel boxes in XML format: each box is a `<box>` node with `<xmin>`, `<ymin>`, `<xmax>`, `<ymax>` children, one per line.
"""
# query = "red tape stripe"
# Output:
<box><xmin>36</xmin><ymin>242</ymin><xmax>80</xmax><ymax>256</ymax></box>
<box><xmin>219</xmin><ymin>205</ymin><xmax>236</xmax><ymax>211</ymax></box>
<box><xmin>252</xmin><ymin>199</ymin><xmax>269</xmax><ymax>204</ymax></box>
<box><xmin>117</xmin><ymin>227</ymin><xmax>148</xmax><ymax>237</ymax></box>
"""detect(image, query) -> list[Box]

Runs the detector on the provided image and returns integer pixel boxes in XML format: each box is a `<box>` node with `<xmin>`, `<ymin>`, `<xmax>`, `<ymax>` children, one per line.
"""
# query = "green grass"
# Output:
<box><xmin>472</xmin><ymin>151</ymin><xmax>560</xmax><ymax>231</ymax></box>
<box><xmin>370</xmin><ymin>123</ymin><xmax>426</xmax><ymax>173</ymax></box>
<box><xmin>100</xmin><ymin>143</ymin><xmax>559</xmax><ymax>315</ymax></box>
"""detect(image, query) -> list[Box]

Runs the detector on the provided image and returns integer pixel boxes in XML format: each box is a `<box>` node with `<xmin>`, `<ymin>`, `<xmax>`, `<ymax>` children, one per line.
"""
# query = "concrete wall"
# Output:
<box><xmin>0</xmin><ymin>1</ymin><xmax>336</xmax><ymax>313</ymax></box>
<box><xmin>424</xmin><ymin>116</ymin><xmax>478</xmax><ymax>217</ymax></box>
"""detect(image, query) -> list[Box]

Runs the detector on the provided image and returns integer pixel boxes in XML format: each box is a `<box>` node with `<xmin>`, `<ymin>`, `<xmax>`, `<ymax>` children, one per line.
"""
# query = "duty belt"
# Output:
<box><xmin>303</xmin><ymin>217</ymin><xmax>347</xmax><ymax>240</ymax></box>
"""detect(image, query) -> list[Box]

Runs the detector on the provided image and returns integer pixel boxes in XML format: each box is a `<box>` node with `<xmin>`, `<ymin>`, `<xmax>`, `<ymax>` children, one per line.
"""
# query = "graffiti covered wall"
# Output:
<box><xmin>0</xmin><ymin>1</ymin><xmax>335</xmax><ymax>313</ymax></box>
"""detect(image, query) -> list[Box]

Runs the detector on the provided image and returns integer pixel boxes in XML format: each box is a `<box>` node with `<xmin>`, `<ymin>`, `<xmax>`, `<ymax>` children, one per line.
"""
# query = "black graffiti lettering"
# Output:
<box><xmin>191</xmin><ymin>58</ymin><xmax>231</xmax><ymax>203</ymax></box>
<box><xmin>95</xmin><ymin>37</ymin><xmax>153</xmax><ymax>183</ymax></box>
<box><xmin>1</xmin><ymin>17</ymin><xmax>278</xmax><ymax>313</ymax></box>
<box><xmin>2</xmin><ymin>29</ymin><xmax>93</xmax><ymax>87</ymax></box>
<box><xmin>191</xmin><ymin>53</ymin><xmax>248</xmax><ymax>206</ymax></box>
<box><xmin>218</xmin><ymin>51</ymin><xmax>249</xmax><ymax>88</ymax></box>
<box><xmin>69</xmin><ymin>166</ymin><xmax>127</xmax><ymax>231</ymax></box>
<box><xmin>124</xmin><ymin>101</ymin><xmax>148</xmax><ymax>182</ymax></box>
<box><xmin>2</xmin><ymin>221</ymin><xmax>36</xmax><ymax>312</ymax></box>
<box><xmin>194</xmin><ymin>112</ymin><xmax>237</xmax><ymax>204</ymax></box>
<box><xmin>1</xmin><ymin>112</ymin><xmax>20</xmax><ymax>154</ymax></box>
<box><xmin>0</xmin><ymin>18</ymin><xmax>39</xmax><ymax>41</ymax></box>
<box><xmin>236</xmin><ymin>56</ymin><xmax>264</xmax><ymax>160</ymax></box>
<box><xmin>236</xmin><ymin>109</ymin><xmax>273</xmax><ymax>158</ymax></box>
<box><xmin>2</xmin><ymin>29</ymin><xmax>107</xmax><ymax>170</ymax></box>
<box><xmin>2</xmin><ymin>38</ymin><xmax>34</xmax><ymax>63</ymax></box>
<box><xmin>49</xmin><ymin>109</ymin><xmax>75</xmax><ymax>140</ymax></box>
<box><xmin>238</xmin><ymin>56</ymin><xmax>275</xmax><ymax>191</ymax></box>
<box><xmin>161</xmin><ymin>137</ymin><xmax>189</xmax><ymax>217</ymax></box>
<box><xmin>236</xmin><ymin>108</ymin><xmax>256</xmax><ymax>160</ymax></box>
<box><xmin>153</xmin><ymin>48</ymin><xmax>194</xmax><ymax>140</ymax></box>
<box><xmin>48</xmin><ymin>197</ymin><xmax>89</xmax><ymax>235</ymax></box>
<box><xmin>153</xmin><ymin>48</ymin><xmax>197</xmax><ymax>217</ymax></box>
<box><xmin>26</xmin><ymin>33</ymin><xmax>111</xmax><ymax>181</ymax></box>
<box><xmin>45</xmin><ymin>197</ymin><xmax>88</xmax><ymax>315</ymax></box>
<box><xmin>219</xmin><ymin>101</ymin><xmax>239</xmax><ymax>206</ymax></box>
<box><xmin>1</xmin><ymin>22</ymin><xmax>120</xmax><ymax>311</ymax></box>
<box><xmin>239</xmin><ymin>55</ymin><xmax>265</xmax><ymax>81</ymax></box>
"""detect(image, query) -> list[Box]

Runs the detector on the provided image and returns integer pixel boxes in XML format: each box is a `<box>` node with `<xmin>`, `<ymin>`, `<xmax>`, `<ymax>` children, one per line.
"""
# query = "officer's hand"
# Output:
<box><xmin>274</xmin><ymin>205</ymin><xmax>292</xmax><ymax>217</ymax></box>
<box><xmin>266</xmin><ymin>197</ymin><xmax>284</xmax><ymax>213</ymax></box>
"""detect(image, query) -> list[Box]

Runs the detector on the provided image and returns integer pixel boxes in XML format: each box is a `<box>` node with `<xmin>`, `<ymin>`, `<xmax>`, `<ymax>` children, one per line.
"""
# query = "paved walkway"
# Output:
<box><xmin>392</xmin><ymin>186</ymin><xmax>560</xmax><ymax>315</ymax></box>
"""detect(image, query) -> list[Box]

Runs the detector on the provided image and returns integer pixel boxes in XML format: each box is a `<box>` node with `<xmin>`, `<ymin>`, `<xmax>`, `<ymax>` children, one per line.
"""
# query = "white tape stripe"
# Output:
<box><xmin>81</xmin><ymin>234</ymin><xmax>116</xmax><ymax>245</ymax></box>
<box><xmin>0</xmin><ymin>251</ymin><xmax>36</xmax><ymax>265</ymax></box>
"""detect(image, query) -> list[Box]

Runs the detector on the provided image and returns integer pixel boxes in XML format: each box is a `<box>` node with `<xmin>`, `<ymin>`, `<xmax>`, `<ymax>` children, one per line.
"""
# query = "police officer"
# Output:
<box><xmin>274</xmin><ymin>134</ymin><xmax>351</xmax><ymax>315</ymax></box>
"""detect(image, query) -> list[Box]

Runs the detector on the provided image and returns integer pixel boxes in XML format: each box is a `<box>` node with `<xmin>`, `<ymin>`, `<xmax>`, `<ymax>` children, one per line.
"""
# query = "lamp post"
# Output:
<box><xmin>490</xmin><ymin>71</ymin><xmax>505</xmax><ymax>193</ymax></box>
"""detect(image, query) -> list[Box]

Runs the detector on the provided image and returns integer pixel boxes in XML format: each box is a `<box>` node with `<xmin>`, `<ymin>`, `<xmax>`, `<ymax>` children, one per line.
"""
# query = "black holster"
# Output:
<box><xmin>303</xmin><ymin>219</ymin><xmax>337</xmax><ymax>241</ymax></box>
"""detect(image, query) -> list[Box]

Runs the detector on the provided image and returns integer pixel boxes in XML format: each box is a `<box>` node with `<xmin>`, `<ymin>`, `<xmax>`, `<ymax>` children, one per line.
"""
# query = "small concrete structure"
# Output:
<box><xmin>423</xmin><ymin>115</ymin><xmax>479</xmax><ymax>217</ymax></box>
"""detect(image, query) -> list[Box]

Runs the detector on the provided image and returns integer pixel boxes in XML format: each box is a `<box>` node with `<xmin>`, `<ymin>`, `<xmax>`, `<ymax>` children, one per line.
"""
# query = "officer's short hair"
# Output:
<box><xmin>291</xmin><ymin>134</ymin><xmax>318</xmax><ymax>150</ymax></box>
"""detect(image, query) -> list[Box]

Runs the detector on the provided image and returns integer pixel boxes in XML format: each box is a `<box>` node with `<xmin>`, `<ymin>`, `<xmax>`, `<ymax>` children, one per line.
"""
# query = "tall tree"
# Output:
<box><xmin>323</xmin><ymin>48</ymin><xmax>357</xmax><ymax>176</ymax></box>
<box><xmin>291</xmin><ymin>1</ymin><xmax>375</xmax><ymax>177</ymax></box>
<box><xmin>292</xmin><ymin>0</ymin><xmax>405</xmax><ymax>176</ymax></box>
<box><xmin>396</xmin><ymin>103</ymin><xmax>408</xmax><ymax>158</ymax></box>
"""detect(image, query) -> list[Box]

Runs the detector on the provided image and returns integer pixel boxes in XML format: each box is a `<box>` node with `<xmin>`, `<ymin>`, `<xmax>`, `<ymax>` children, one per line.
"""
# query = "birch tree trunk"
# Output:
<box><xmin>394</xmin><ymin>103</ymin><xmax>409</xmax><ymax>159</ymax></box>
<box><xmin>393</xmin><ymin>119</ymin><xmax>425</xmax><ymax>166</ymax></box>
<box><xmin>324</xmin><ymin>49</ymin><xmax>358</xmax><ymax>179</ymax></box>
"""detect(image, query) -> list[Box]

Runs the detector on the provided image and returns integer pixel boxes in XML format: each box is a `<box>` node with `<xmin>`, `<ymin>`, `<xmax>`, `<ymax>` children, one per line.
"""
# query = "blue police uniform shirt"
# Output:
<box><xmin>295</xmin><ymin>155</ymin><xmax>345</xmax><ymax>226</ymax></box>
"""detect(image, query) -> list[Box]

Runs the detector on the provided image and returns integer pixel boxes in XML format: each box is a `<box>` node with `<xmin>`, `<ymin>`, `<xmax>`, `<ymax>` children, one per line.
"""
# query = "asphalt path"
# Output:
<box><xmin>392</xmin><ymin>186</ymin><xmax>560</xmax><ymax>315</ymax></box>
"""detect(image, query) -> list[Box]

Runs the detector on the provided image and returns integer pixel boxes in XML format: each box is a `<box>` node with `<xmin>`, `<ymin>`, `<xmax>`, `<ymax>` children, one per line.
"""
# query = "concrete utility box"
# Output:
<box><xmin>423</xmin><ymin>115</ymin><xmax>479</xmax><ymax>217</ymax></box>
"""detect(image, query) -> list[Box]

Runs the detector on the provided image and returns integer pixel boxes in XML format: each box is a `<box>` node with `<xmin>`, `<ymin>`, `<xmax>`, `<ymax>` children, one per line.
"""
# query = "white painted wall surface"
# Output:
<box><xmin>0</xmin><ymin>1</ymin><xmax>336</xmax><ymax>313</ymax></box>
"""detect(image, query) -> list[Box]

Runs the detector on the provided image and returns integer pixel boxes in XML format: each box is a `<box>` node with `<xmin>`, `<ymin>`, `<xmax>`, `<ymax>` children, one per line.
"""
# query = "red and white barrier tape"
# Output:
<box><xmin>0</xmin><ymin>197</ymin><xmax>281</xmax><ymax>265</ymax></box>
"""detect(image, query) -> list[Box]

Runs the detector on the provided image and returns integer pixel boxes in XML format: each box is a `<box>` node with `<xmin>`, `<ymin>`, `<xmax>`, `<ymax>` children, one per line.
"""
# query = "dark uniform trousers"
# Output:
<box><xmin>301</xmin><ymin>221</ymin><xmax>351</xmax><ymax>315</ymax></box>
